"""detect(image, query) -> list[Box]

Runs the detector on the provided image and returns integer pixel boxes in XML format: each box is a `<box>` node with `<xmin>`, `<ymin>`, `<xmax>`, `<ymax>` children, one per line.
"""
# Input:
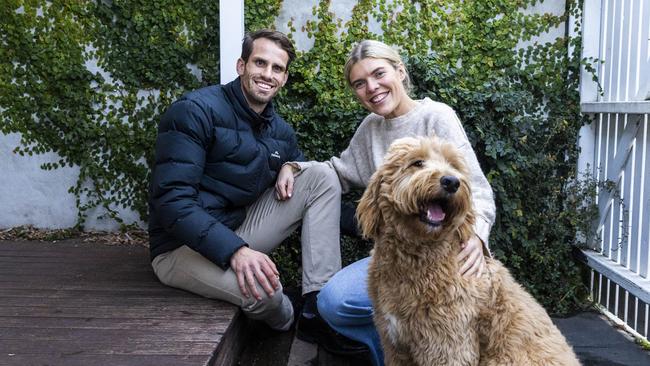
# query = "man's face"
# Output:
<box><xmin>237</xmin><ymin>38</ymin><xmax>289</xmax><ymax>113</ymax></box>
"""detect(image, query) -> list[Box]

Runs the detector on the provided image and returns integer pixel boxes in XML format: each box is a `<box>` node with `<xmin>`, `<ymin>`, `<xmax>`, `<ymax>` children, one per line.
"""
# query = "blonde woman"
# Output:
<box><xmin>283</xmin><ymin>40</ymin><xmax>496</xmax><ymax>365</ymax></box>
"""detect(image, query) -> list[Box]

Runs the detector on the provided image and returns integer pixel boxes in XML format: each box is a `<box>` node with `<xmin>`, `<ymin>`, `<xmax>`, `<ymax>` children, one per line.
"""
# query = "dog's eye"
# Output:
<box><xmin>409</xmin><ymin>160</ymin><xmax>424</xmax><ymax>168</ymax></box>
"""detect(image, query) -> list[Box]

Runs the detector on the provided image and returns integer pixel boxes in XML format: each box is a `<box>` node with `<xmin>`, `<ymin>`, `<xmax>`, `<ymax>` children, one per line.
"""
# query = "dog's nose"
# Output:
<box><xmin>440</xmin><ymin>175</ymin><xmax>460</xmax><ymax>193</ymax></box>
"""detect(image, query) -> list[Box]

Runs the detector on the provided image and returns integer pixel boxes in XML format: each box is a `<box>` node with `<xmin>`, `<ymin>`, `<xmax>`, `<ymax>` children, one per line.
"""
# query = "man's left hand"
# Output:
<box><xmin>275</xmin><ymin>164</ymin><xmax>295</xmax><ymax>200</ymax></box>
<box><xmin>457</xmin><ymin>234</ymin><xmax>485</xmax><ymax>278</ymax></box>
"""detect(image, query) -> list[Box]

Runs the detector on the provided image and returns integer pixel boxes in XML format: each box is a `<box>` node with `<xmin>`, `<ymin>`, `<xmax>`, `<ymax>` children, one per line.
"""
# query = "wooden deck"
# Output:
<box><xmin>0</xmin><ymin>240</ymin><xmax>244</xmax><ymax>366</ymax></box>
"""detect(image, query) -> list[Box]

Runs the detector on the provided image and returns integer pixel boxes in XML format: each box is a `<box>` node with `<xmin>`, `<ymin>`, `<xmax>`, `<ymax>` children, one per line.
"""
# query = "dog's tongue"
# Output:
<box><xmin>427</xmin><ymin>203</ymin><xmax>445</xmax><ymax>222</ymax></box>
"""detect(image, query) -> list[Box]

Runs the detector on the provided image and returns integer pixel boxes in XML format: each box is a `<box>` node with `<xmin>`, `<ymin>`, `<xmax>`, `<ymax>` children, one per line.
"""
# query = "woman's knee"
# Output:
<box><xmin>317</xmin><ymin>284</ymin><xmax>346</xmax><ymax>325</ymax></box>
<box><xmin>317</xmin><ymin>258</ymin><xmax>373</xmax><ymax>327</ymax></box>
<box><xmin>318</xmin><ymin>281</ymin><xmax>373</xmax><ymax>327</ymax></box>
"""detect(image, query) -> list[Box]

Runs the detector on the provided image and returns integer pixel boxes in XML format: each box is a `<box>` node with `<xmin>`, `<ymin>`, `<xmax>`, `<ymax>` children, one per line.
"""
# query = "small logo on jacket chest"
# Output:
<box><xmin>271</xmin><ymin>151</ymin><xmax>281</xmax><ymax>159</ymax></box>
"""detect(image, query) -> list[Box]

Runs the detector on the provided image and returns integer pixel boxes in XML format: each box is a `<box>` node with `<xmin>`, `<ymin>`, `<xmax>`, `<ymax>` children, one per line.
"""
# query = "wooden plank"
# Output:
<box><xmin>0</xmin><ymin>339</ymin><xmax>219</xmax><ymax>355</ymax></box>
<box><xmin>0</xmin><ymin>254</ymin><xmax>150</xmax><ymax>265</ymax></box>
<box><xmin>0</xmin><ymin>272</ymin><xmax>152</xmax><ymax>284</ymax></box>
<box><xmin>597</xmin><ymin>116</ymin><xmax>642</xmax><ymax>236</ymax></box>
<box><xmin>628</xmin><ymin>116</ymin><xmax>646</xmax><ymax>273</ymax></box>
<box><xmin>579</xmin><ymin>0</ymin><xmax>602</xmax><ymax>103</ymax></box>
<box><xmin>0</xmin><ymin>292</ymin><xmax>223</xmax><ymax>305</ymax></box>
<box><xmin>0</xmin><ymin>354</ymin><xmax>210</xmax><ymax>366</ymax></box>
<box><xmin>0</xmin><ymin>287</ymin><xmax>193</xmax><ymax>298</ymax></box>
<box><xmin>616</xmin><ymin>0</ymin><xmax>631</xmax><ymax>101</ymax></box>
<box><xmin>0</xmin><ymin>326</ymin><xmax>228</xmax><ymax>342</ymax></box>
<box><xmin>0</xmin><ymin>254</ymin><xmax>150</xmax><ymax>264</ymax></box>
<box><xmin>0</xmin><ymin>241</ymin><xmax>148</xmax><ymax>255</ymax></box>
<box><xmin>212</xmin><ymin>311</ymin><xmax>251</xmax><ymax>366</ymax></box>
<box><xmin>582</xmin><ymin>101</ymin><xmax>650</xmax><ymax>114</ymax></box>
<box><xmin>632</xmin><ymin>0</ymin><xmax>650</xmax><ymax>101</ymax></box>
<box><xmin>0</xmin><ymin>316</ymin><xmax>223</xmax><ymax>330</ymax></box>
<box><xmin>638</xmin><ymin>116</ymin><xmax>650</xmax><ymax>277</ymax></box>
<box><xmin>605</xmin><ymin>0</ymin><xmax>619</xmax><ymax>101</ymax></box>
<box><xmin>578</xmin><ymin>249</ymin><xmax>650</xmax><ymax>305</ymax></box>
<box><xmin>0</xmin><ymin>279</ymin><xmax>164</xmax><ymax>290</ymax></box>
<box><xmin>0</xmin><ymin>304</ymin><xmax>234</xmax><ymax>318</ymax></box>
<box><xmin>0</xmin><ymin>239</ymin><xmax>243</xmax><ymax>366</ymax></box>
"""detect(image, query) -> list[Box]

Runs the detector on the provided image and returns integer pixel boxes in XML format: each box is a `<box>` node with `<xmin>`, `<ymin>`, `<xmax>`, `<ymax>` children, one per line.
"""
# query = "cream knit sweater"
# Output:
<box><xmin>295</xmin><ymin>98</ymin><xmax>495</xmax><ymax>247</ymax></box>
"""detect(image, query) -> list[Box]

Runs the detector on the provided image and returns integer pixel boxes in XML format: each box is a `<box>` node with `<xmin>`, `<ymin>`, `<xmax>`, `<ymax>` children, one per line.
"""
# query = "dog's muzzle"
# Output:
<box><xmin>419</xmin><ymin>199</ymin><xmax>448</xmax><ymax>227</ymax></box>
<box><xmin>417</xmin><ymin>175</ymin><xmax>461</xmax><ymax>227</ymax></box>
<box><xmin>440</xmin><ymin>175</ymin><xmax>460</xmax><ymax>194</ymax></box>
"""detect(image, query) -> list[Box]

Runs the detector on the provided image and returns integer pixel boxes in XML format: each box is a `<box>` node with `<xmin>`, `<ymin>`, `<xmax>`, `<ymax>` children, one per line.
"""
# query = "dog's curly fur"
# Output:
<box><xmin>357</xmin><ymin>136</ymin><xmax>580</xmax><ymax>366</ymax></box>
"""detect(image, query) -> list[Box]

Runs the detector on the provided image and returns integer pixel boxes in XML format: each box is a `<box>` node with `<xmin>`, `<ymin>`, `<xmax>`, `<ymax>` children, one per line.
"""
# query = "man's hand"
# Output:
<box><xmin>230</xmin><ymin>246</ymin><xmax>280</xmax><ymax>300</ymax></box>
<box><xmin>457</xmin><ymin>234</ymin><xmax>485</xmax><ymax>279</ymax></box>
<box><xmin>275</xmin><ymin>164</ymin><xmax>295</xmax><ymax>200</ymax></box>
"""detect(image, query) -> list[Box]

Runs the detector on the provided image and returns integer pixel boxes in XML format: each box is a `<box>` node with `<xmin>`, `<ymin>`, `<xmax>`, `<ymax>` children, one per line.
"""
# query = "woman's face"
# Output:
<box><xmin>348</xmin><ymin>57</ymin><xmax>410</xmax><ymax>119</ymax></box>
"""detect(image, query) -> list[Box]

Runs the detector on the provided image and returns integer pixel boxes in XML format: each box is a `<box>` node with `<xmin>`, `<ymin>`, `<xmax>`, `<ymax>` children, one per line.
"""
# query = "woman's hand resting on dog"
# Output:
<box><xmin>457</xmin><ymin>234</ymin><xmax>485</xmax><ymax>278</ymax></box>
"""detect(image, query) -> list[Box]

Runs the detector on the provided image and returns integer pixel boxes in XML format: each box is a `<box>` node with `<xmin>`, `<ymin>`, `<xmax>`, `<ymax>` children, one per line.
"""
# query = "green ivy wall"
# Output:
<box><xmin>0</xmin><ymin>0</ymin><xmax>591</xmax><ymax>313</ymax></box>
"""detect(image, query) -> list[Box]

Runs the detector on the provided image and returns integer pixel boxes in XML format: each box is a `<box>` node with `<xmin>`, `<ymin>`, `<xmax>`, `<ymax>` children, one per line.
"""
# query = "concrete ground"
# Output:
<box><xmin>554</xmin><ymin>311</ymin><xmax>650</xmax><ymax>366</ymax></box>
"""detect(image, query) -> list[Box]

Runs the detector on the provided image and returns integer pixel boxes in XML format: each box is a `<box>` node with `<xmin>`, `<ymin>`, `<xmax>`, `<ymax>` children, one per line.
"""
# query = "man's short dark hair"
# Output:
<box><xmin>241</xmin><ymin>29</ymin><xmax>296</xmax><ymax>70</ymax></box>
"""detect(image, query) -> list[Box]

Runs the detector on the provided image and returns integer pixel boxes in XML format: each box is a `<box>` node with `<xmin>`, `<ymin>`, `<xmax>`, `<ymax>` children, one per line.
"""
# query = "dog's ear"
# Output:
<box><xmin>356</xmin><ymin>170</ymin><xmax>384</xmax><ymax>240</ymax></box>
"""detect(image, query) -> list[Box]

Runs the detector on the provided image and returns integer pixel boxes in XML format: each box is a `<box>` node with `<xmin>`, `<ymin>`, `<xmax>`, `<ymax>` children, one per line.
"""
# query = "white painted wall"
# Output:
<box><xmin>276</xmin><ymin>0</ymin><xmax>565</xmax><ymax>52</ymax></box>
<box><xmin>0</xmin><ymin>0</ymin><xmax>566</xmax><ymax>231</ymax></box>
<box><xmin>0</xmin><ymin>133</ymin><xmax>141</xmax><ymax>230</ymax></box>
<box><xmin>220</xmin><ymin>0</ymin><xmax>245</xmax><ymax>84</ymax></box>
<box><xmin>0</xmin><ymin>133</ymin><xmax>79</xmax><ymax>229</ymax></box>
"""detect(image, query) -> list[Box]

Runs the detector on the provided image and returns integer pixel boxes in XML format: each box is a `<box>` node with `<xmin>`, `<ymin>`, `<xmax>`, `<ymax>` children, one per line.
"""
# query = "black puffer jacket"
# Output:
<box><xmin>148</xmin><ymin>77</ymin><xmax>304</xmax><ymax>269</ymax></box>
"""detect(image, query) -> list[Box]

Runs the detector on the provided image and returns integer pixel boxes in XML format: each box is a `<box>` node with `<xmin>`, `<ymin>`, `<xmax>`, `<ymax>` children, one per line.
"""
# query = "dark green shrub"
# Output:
<box><xmin>273</xmin><ymin>0</ymin><xmax>591</xmax><ymax>313</ymax></box>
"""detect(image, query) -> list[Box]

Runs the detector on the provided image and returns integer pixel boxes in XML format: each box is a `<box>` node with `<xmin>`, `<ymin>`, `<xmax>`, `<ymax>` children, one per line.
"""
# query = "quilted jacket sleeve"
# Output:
<box><xmin>285</xmin><ymin>123</ymin><xmax>305</xmax><ymax>163</ymax></box>
<box><xmin>149</xmin><ymin>99</ymin><xmax>246</xmax><ymax>269</ymax></box>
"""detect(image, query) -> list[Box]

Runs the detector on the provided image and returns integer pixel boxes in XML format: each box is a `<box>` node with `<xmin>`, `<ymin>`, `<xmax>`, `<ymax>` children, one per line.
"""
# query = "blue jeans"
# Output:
<box><xmin>317</xmin><ymin>257</ymin><xmax>384</xmax><ymax>366</ymax></box>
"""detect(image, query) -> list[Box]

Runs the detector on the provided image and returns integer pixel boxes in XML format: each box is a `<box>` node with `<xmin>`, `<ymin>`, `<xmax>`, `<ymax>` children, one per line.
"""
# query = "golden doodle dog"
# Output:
<box><xmin>357</xmin><ymin>136</ymin><xmax>580</xmax><ymax>366</ymax></box>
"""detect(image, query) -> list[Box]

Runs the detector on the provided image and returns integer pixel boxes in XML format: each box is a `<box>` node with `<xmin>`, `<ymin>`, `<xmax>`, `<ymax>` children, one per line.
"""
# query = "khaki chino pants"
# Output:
<box><xmin>152</xmin><ymin>162</ymin><xmax>342</xmax><ymax>330</ymax></box>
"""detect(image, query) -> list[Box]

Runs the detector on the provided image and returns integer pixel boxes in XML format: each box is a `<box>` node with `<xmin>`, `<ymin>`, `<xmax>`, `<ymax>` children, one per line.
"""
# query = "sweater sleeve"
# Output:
<box><xmin>328</xmin><ymin>129</ymin><xmax>372</xmax><ymax>193</ymax></box>
<box><xmin>294</xmin><ymin>119</ymin><xmax>373</xmax><ymax>193</ymax></box>
<box><xmin>436</xmin><ymin>107</ymin><xmax>496</xmax><ymax>250</ymax></box>
<box><xmin>150</xmin><ymin>99</ymin><xmax>246</xmax><ymax>269</ymax></box>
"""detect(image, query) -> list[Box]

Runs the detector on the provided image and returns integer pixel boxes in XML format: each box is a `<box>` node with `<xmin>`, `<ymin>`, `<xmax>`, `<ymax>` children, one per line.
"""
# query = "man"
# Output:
<box><xmin>148</xmin><ymin>29</ymin><xmax>365</xmax><ymax>354</ymax></box>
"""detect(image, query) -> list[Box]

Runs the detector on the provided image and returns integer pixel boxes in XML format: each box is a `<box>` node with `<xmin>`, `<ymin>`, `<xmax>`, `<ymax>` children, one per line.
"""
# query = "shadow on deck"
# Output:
<box><xmin>0</xmin><ymin>240</ymin><xmax>246</xmax><ymax>366</ymax></box>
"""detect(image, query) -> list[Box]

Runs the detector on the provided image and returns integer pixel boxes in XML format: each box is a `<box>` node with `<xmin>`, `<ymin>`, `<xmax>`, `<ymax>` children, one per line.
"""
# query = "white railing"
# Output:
<box><xmin>578</xmin><ymin>0</ymin><xmax>650</xmax><ymax>339</ymax></box>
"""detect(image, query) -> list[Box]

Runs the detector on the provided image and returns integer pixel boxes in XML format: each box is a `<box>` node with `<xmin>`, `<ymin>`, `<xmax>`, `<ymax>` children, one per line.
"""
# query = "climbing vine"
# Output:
<box><xmin>276</xmin><ymin>0</ymin><xmax>591</xmax><ymax>313</ymax></box>
<box><xmin>1</xmin><ymin>0</ymin><xmax>219</xmax><ymax>227</ymax></box>
<box><xmin>1</xmin><ymin>0</ymin><xmax>592</xmax><ymax>312</ymax></box>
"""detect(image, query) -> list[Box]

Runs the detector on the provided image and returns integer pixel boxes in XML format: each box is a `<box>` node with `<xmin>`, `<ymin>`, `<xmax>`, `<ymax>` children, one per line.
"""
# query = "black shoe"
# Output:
<box><xmin>296</xmin><ymin>311</ymin><xmax>370</xmax><ymax>358</ymax></box>
<box><xmin>283</xmin><ymin>288</ymin><xmax>304</xmax><ymax>330</ymax></box>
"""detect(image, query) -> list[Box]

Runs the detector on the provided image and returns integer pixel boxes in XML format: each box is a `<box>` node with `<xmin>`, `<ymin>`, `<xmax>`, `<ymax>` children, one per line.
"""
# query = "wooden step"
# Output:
<box><xmin>0</xmin><ymin>240</ymin><xmax>244</xmax><ymax>366</ymax></box>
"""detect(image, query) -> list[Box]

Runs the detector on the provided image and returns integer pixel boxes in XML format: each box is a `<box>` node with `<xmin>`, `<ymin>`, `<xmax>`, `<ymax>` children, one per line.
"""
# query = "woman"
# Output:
<box><xmin>282</xmin><ymin>40</ymin><xmax>496</xmax><ymax>365</ymax></box>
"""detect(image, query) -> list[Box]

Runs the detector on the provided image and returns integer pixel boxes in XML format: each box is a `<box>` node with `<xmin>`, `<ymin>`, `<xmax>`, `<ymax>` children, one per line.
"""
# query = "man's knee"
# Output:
<box><xmin>301</xmin><ymin>162</ymin><xmax>341</xmax><ymax>194</ymax></box>
<box><xmin>241</xmin><ymin>286</ymin><xmax>285</xmax><ymax>315</ymax></box>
